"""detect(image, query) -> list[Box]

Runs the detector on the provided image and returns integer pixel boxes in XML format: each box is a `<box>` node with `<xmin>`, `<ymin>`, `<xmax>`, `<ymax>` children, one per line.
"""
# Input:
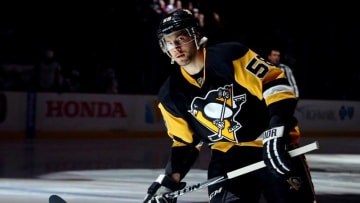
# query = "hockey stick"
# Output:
<box><xmin>164</xmin><ymin>141</ymin><xmax>319</xmax><ymax>199</ymax></box>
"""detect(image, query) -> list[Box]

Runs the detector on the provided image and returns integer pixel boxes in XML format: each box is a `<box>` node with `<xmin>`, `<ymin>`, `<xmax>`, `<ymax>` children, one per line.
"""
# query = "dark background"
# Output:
<box><xmin>0</xmin><ymin>3</ymin><xmax>359</xmax><ymax>99</ymax></box>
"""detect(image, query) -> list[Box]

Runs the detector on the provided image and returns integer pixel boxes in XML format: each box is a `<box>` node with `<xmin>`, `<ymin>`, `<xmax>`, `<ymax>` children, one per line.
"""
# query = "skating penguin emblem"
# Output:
<box><xmin>188</xmin><ymin>84</ymin><xmax>246</xmax><ymax>142</ymax></box>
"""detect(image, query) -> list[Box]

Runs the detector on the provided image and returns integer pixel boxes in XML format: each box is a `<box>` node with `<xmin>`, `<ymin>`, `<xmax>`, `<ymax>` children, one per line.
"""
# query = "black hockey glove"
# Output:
<box><xmin>262</xmin><ymin>125</ymin><xmax>291</xmax><ymax>177</ymax></box>
<box><xmin>143</xmin><ymin>174</ymin><xmax>186</xmax><ymax>203</ymax></box>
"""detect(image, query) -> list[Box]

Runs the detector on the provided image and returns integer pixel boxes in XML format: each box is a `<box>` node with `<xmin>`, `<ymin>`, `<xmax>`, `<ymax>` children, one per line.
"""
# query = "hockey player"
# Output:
<box><xmin>266</xmin><ymin>48</ymin><xmax>300</xmax><ymax>99</ymax></box>
<box><xmin>143</xmin><ymin>9</ymin><xmax>317</xmax><ymax>203</ymax></box>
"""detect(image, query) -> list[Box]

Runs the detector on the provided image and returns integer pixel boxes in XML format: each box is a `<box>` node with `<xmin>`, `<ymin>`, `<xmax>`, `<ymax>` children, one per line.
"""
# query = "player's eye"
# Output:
<box><xmin>165</xmin><ymin>35</ymin><xmax>192</xmax><ymax>51</ymax></box>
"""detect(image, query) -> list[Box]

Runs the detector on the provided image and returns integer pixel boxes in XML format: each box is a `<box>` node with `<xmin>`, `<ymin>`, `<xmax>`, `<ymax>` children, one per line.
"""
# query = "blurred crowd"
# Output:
<box><xmin>0</xmin><ymin>47</ymin><xmax>119</xmax><ymax>94</ymax></box>
<box><xmin>0</xmin><ymin>3</ymin><xmax>359</xmax><ymax>100</ymax></box>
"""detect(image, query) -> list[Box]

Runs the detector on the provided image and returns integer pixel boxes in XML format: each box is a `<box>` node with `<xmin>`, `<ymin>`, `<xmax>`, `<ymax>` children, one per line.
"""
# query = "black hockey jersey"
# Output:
<box><xmin>158</xmin><ymin>42</ymin><xmax>299</xmax><ymax>153</ymax></box>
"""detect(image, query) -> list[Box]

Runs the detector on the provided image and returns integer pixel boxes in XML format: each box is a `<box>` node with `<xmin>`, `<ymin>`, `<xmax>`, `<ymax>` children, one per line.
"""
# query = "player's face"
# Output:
<box><xmin>163</xmin><ymin>29</ymin><xmax>197</xmax><ymax>66</ymax></box>
<box><xmin>267</xmin><ymin>50</ymin><xmax>281</xmax><ymax>66</ymax></box>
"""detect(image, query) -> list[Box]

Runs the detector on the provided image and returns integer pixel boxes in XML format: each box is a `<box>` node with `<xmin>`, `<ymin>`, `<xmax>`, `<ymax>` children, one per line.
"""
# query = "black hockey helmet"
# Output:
<box><xmin>157</xmin><ymin>9</ymin><xmax>207</xmax><ymax>55</ymax></box>
<box><xmin>157</xmin><ymin>9</ymin><xmax>199</xmax><ymax>39</ymax></box>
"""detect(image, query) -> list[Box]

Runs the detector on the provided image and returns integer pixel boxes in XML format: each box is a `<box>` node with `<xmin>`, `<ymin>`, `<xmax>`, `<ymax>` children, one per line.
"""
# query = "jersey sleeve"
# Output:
<box><xmin>158</xmin><ymin>102</ymin><xmax>197</xmax><ymax>145</ymax></box>
<box><xmin>158</xmin><ymin>103</ymin><xmax>201</xmax><ymax>179</ymax></box>
<box><xmin>165</xmin><ymin>145</ymin><xmax>200</xmax><ymax>180</ymax></box>
<box><xmin>233</xmin><ymin>48</ymin><xmax>299</xmax><ymax>141</ymax></box>
<box><xmin>279</xmin><ymin>64</ymin><xmax>300</xmax><ymax>98</ymax></box>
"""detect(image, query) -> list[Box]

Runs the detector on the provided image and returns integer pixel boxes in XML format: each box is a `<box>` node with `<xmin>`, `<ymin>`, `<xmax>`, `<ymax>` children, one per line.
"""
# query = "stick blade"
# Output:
<box><xmin>49</xmin><ymin>195</ymin><xmax>67</xmax><ymax>203</ymax></box>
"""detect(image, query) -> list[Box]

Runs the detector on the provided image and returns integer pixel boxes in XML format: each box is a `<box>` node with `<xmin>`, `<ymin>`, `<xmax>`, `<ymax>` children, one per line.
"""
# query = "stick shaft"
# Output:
<box><xmin>227</xmin><ymin>141</ymin><xmax>319</xmax><ymax>178</ymax></box>
<box><xmin>165</xmin><ymin>141</ymin><xmax>319</xmax><ymax>199</ymax></box>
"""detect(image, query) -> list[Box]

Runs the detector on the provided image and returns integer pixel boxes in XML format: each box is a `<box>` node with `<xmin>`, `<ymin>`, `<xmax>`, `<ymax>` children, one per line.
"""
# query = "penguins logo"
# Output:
<box><xmin>188</xmin><ymin>84</ymin><xmax>246</xmax><ymax>142</ymax></box>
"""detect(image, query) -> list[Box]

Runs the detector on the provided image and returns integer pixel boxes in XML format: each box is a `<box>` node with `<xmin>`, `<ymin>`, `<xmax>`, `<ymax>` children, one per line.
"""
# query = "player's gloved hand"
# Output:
<box><xmin>262</xmin><ymin>125</ymin><xmax>291</xmax><ymax>176</ymax></box>
<box><xmin>143</xmin><ymin>174</ymin><xmax>186</xmax><ymax>203</ymax></box>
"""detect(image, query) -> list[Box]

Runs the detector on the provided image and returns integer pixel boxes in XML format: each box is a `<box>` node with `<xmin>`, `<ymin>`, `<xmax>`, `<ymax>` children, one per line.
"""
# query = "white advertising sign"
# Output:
<box><xmin>296</xmin><ymin>100</ymin><xmax>360</xmax><ymax>131</ymax></box>
<box><xmin>35</xmin><ymin>93</ymin><xmax>165</xmax><ymax>131</ymax></box>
